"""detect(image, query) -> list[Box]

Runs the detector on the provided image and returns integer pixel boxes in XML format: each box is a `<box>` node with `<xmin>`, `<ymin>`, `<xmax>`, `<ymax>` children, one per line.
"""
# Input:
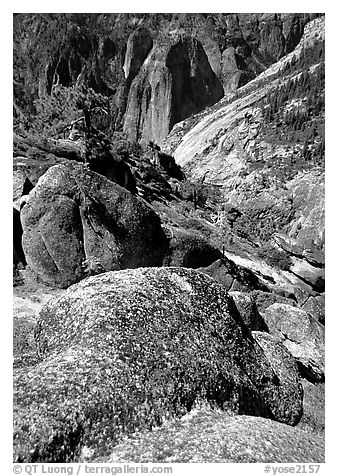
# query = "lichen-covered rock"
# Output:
<box><xmin>13</xmin><ymin>297</ymin><xmax>39</xmax><ymax>368</ymax></box>
<box><xmin>302</xmin><ymin>294</ymin><xmax>325</xmax><ymax>325</ymax></box>
<box><xmin>252</xmin><ymin>331</ymin><xmax>303</xmax><ymax>424</ymax></box>
<box><xmin>229</xmin><ymin>292</ymin><xmax>267</xmax><ymax>331</ymax></box>
<box><xmin>262</xmin><ymin>303</ymin><xmax>325</xmax><ymax>382</ymax></box>
<box><xmin>14</xmin><ymin>267</ymin><xmax>304</xmax><ymax>462</ymax></box>
<box><xmin>298</xmin><ymin>379</ymin><xmax>325</xmax><ymax>435</ymax></box>
<box><xmin>21</xmin><ymin>162</ymin><xmax>167</xmax><ymax>288</ymax></box>
<box><xmin>97</xmin><ymin>406</ymin><xmax>324</xmax><ymax>463</ymax></box>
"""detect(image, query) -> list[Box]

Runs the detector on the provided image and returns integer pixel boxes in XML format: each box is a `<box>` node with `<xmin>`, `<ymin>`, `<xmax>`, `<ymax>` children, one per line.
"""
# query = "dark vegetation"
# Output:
<box><xmin>257</xmin><ymin>244</ymin><xmax>293</xmax><ymax>271</ymax></box>
<box><xmin>260</xmin><ymin>41</ymin><xmax>325</xmax><ymax>166</ymax></box>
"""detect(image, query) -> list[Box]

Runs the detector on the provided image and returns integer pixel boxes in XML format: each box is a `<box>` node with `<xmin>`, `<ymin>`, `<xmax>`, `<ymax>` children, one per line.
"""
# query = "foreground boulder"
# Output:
<box><xmin>298</xmin><ymin>379</ymin><xmax>325</xmax><ymax>435</ymax></box>
<box><xmin>20</xmin><ymin>162</ymin><xmax>167</xmax><ymax>287</ymax></box>
<box><xmin>97</xmin><ymin>406</ymin><xmax>324</xmax><ymax>463</ymax></box>
<box><xmin>252</xmin><ymin>331</ymin><xmax>303</xmax><ymax>424</ymax></box>
<box><xmin>262</xmin><ymin>303</ymin><xmax>325</xmax><ymax>382</ymax></box>
<box><xmin>14</xmin><ymin>267</ymin><xmax>303</xmax><ymax>462</ymax></box>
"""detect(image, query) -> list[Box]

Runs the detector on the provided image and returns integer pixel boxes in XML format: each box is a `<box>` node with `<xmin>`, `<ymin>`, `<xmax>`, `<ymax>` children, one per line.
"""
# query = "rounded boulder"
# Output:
<box><xmin>20</xmin><ymin>162</ymin><xmax>168</xmax><ymax>288</ymax></box>
<box><xmin>14</xmin><ymin>267</ymin><xmax>304</xmax><ymax>462</ymax></box>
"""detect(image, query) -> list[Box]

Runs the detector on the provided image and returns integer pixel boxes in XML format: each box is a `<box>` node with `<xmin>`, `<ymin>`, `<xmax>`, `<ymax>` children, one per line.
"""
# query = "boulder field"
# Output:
<box><xmin>14</xmin><ymin>267</ymin><xmax>304</xmax><ymax>462</ymax></box>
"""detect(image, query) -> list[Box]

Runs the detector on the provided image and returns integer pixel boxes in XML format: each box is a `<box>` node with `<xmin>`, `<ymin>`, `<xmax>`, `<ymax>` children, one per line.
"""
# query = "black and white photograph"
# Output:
<box><xmin>11</xmin><ymin>6</ymin><xmax>328</xmax><ymax>473</ymax></box>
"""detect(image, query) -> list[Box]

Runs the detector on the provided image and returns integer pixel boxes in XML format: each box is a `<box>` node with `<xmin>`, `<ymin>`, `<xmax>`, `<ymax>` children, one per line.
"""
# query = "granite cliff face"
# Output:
<box><xmin>14</xmin><ymin>13</ymin><xmax>319</xmax><ymax>144</ymax></box>
<box><xmin>160</xmin><ymin>16</ymin><xmax>325</xmax><ymax>320</ymax></box>
<box><xmin>123</xmin><ymin>37</ymin><xmax>224</xmax><ymax>144</ymax></box>
<box><xmin>163</xmin><ymin>16</ymin><xmax>325</xmax><ymax>264</ymax></box>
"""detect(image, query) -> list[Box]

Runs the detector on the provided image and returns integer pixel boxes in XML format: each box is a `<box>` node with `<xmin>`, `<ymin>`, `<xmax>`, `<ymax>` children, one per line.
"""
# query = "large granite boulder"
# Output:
<box><xmin>298</xmin><ymin>379</ymin><xmax>325</xmax><ymax>435</ymax></box>
<box><xmin>14</xmin><ymin>267</ymin><xmax>303</xmax><ymax>462</ymax></box>
<box><xmin>20</xmin><ymin>162</ymin><xmax>167</xmax><ymax>288</ymax></box>
<box><xmin>302</xmin><ymin>294</ymin><xmax>325</xmax><ymax>325</ymax></box>
<box><xmin>262</xmin><ymin>303</ymin><xmax>325</xmax><ymax>382</ymax></box>
<box><xmin>252</xmin><ymin>331</ymin><xmax>303</xmax><ymax>424</ymax></box>
<box><xmin>97</xmin><ymin>407</ymin><xmax>324</xmax><ymax>463</ymax></box>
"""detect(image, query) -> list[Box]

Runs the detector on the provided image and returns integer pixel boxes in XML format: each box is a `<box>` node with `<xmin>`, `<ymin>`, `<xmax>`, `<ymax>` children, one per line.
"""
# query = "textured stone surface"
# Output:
<box><xmin>223</xmin><ymin>250</ymin><xmax>318</xmax><ymax>306</ymax></box>
<box><xmin>123</xmin><ymin>27</ymin><xmax>153</xmax><ymax>81</ymax></box>
<box><xmin>302</xmin><ymin>294</ymin><xmax>325</xmax><ymax>325</ymax></box>
<box><xmin>298</xmin><ymin>379</ymin><xmax>325</xmax><ymax>435</ymax></box>
<box><xmin>14</xmin><ymin>267</ymin><xmax>304</xmax><ymax>462</ymax></box>
<box><xmin>21</xmin><ymin>162</ymin><xmax>167</xmax><ymax>287</ymax></box>
<box><xmin>290</xmin><ymin>257</ymin><xmax>324</xmax><ymax>292</ymax></box>
<box><xmin>229</xmin><ymin>292</ymin><xmax>267</xmax><ymax>331</ymax></box>
<box><xmin>250</xmin><ymin>290</ymin><xmax>297</xmax><ymax>314</ymax></box>
<box><xmin>262</xmin><ymin>303</ymin><xmax>325</xmax><ymax>382</ymax></box>
<box><xmin>97</xmin><ymin>406</ymin><xmax>324</xmax><ymax>463</ymax></box>
<box><xmin>123</xmin><ymin>37</ymin><xmax>224</xmax><ymax>144</ymax></box>
<box><xmin>252</xmin><ymin>331</ymin><xmax>303</xmax><ymax>423</ymax></box>
<box><xmin>287</xmin><ymin>171</ymin><xmax>325</xmax><ymax>252</ymax></box>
